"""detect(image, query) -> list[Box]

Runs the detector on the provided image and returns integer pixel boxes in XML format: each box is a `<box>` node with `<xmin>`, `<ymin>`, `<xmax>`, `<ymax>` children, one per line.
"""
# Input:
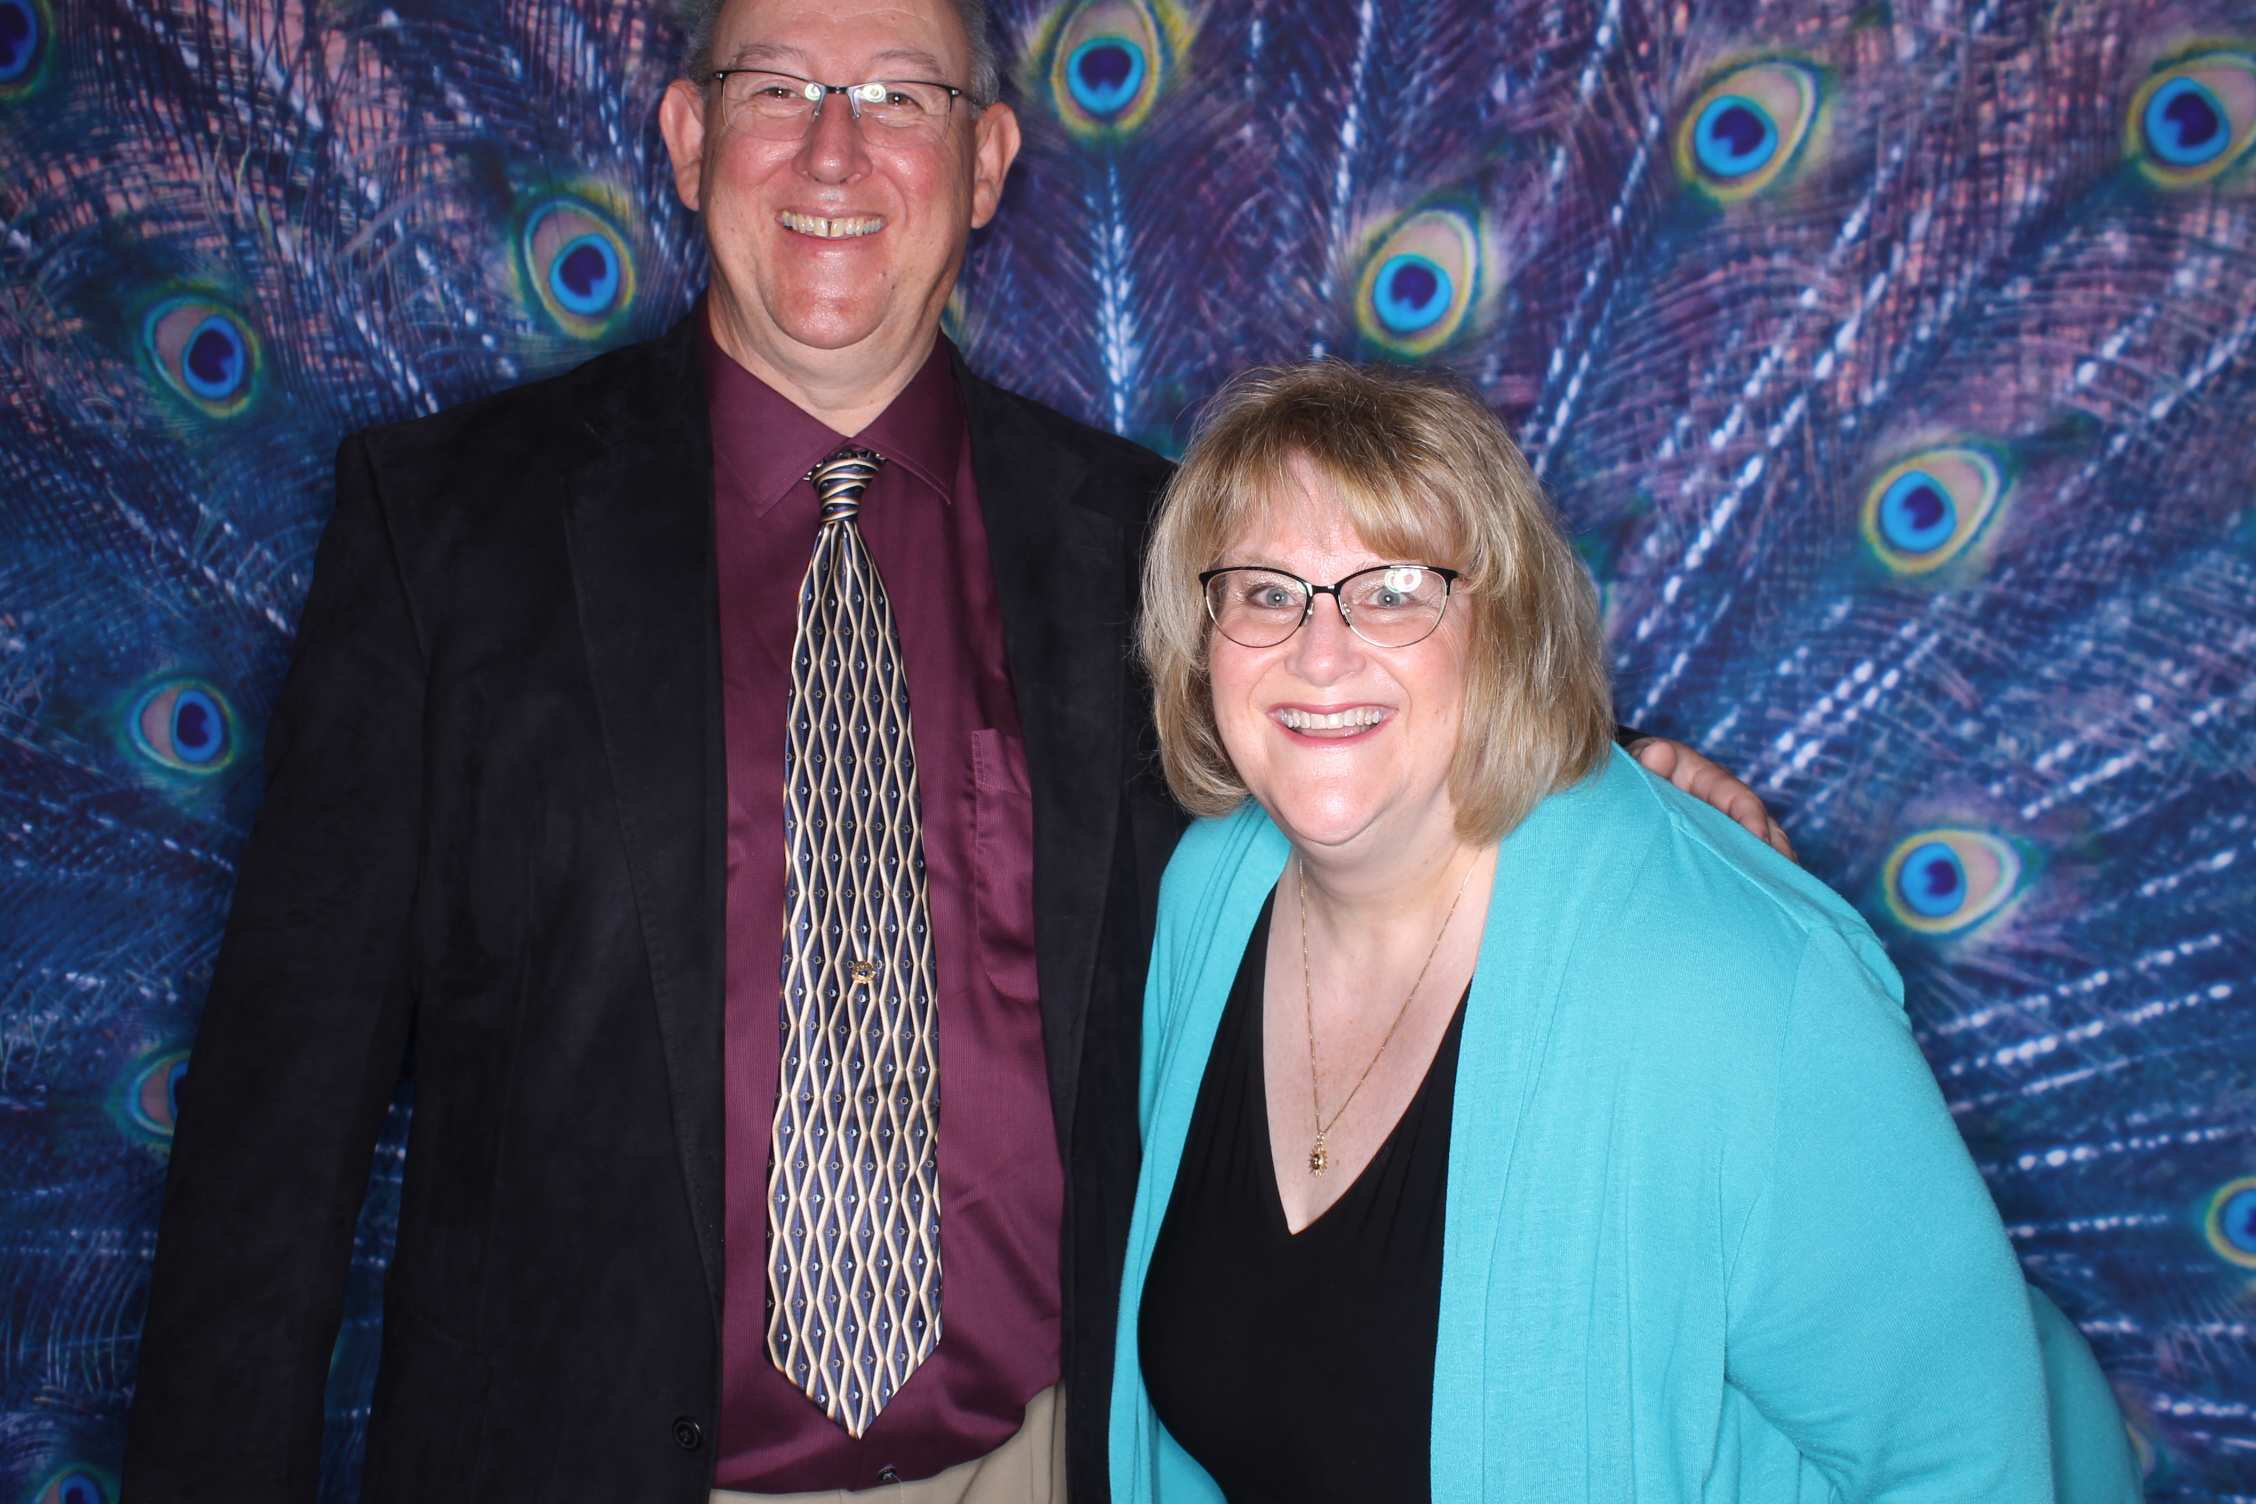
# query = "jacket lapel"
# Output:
<box><xmin>953</xmin><ymin>347</ymin><xmax>1126</xmax><ymax>1154</ymax></box>
<box><xmin>559</xmin><ymin>317</ymin><xmax>729</xmax><ymax>1314</ymax></box>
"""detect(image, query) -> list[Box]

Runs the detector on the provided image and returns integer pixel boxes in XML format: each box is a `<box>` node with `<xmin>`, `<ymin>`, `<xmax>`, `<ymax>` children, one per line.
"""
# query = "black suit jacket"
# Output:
<box><xmin>123</xmin><ymin>315</ymin><xmax>1185</xmax><ymax>1503</ymax></box>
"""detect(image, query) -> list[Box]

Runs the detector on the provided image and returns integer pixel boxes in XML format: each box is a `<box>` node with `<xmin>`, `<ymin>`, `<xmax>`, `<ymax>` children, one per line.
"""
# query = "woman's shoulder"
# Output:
<box><xmin>1562</xmin><ymin>748</ymin><xmax>1884</xmax><ymax>943</ymax></box>
<box><xmin>1515</xmin><ymin>747</ymin><xmax>1905</xmax><ymax>1035</ymax></box>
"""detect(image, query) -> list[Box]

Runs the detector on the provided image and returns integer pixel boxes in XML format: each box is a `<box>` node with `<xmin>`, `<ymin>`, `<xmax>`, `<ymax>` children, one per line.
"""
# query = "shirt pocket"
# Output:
<box><xmin>969</xmin><ymin>728</ymin><xmax>1040</xmax><ymax>1007</ymax></box>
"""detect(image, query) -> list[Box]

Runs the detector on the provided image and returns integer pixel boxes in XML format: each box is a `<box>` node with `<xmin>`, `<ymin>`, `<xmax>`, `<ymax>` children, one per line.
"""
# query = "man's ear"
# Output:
<box><xmin>660</xmin><ymin>78</ymin><xmax>711</xmax><ymax>213</ymax></box>
<box><xmin>968</xmin><ymin>100</ymin><xmax>1022</xmax><ymax>229</ymax></box>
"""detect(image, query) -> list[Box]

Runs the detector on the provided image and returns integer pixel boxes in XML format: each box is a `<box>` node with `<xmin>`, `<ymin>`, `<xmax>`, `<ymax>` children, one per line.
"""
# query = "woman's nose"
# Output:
<box><xmin>1286</xmin><ymin>592</ymin><xmax>1363</xmax><ymax>680</ymax></box>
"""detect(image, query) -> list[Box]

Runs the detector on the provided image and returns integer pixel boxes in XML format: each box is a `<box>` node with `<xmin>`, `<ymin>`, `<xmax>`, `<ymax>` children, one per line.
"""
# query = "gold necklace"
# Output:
<box><xmin>1297</xmin><ymin>852</ymin><xmax>1478</xmax><ymax>1176</ymax></box>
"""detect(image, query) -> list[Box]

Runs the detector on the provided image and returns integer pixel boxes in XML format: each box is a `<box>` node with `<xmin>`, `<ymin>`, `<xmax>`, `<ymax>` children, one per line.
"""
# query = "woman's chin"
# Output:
<box><xmin>1252</xmin><ymin>791</ymin><xmax>1405</xmax><ymax>856</ymax></box>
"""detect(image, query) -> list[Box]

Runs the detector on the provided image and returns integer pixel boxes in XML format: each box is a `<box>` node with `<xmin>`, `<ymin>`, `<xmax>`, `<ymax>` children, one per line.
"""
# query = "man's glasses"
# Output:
<box><xmin>1200</xmin><ymin>565</ymin><xmax>1461</xmax><ymax>649</ymax></box>
<box><xmin>708</xmin><ymin>68</ymin><xmax>970</xmax><ymax>146</ymax></box>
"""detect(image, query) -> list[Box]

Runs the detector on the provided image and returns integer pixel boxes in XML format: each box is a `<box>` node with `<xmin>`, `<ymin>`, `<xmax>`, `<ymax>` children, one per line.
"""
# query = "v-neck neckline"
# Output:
<box><xmin>1248</xmin><ymin>897</ymin><xmax>1472</xmax><ymax>1239</ymax></box>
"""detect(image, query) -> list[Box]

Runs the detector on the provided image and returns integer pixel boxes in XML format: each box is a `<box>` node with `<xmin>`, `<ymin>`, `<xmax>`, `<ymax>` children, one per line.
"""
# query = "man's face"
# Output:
<box><xmin>660</xmin><ymin>0</ymin><xmax>1019</xmax><ymax>370</ymax></box>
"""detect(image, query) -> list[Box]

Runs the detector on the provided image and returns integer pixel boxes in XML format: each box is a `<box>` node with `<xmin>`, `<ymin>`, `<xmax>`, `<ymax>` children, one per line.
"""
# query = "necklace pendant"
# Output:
<box><xmin>1308</xmin><ymin>1137</ymin><xmax>1328</xmax><ymax>1176</ymax></box>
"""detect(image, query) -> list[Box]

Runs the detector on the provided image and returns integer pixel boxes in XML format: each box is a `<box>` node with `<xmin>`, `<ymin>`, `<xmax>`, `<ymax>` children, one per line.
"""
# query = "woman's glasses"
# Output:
<box><xmin>1200</xmin><ymin>565</ymin><xmax>1460</xmax><ymax>649</ymax></box>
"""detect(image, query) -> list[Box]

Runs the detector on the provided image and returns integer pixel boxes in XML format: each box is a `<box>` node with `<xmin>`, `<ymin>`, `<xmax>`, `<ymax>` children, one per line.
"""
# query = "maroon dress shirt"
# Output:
<box><xmin>705</xmin><ymin>319</ymin><xmax>1063</xmax><ymax>1490</ymax></box>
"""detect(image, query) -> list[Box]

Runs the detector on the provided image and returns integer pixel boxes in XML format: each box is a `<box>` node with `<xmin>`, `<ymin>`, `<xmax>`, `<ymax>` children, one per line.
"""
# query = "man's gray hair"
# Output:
<box><xmin>680</xmin><ymin>0</ymin><xmax>1001</xmax><ymax>107</ymax></box>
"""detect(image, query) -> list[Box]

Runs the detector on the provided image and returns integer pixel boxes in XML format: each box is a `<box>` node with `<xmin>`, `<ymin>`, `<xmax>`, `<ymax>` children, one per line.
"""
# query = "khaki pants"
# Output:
<box><xmin>711</xmin><ymin>1384</ymin><xmax>1065</xmax><ymax>1504</ymax></box>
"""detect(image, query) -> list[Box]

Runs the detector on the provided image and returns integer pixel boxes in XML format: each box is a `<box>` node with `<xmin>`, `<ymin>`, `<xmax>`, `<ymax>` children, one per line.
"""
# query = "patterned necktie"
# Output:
<box><xmin>769</xmin><ymin>445</ymin><xmax>943</xmax><ymax>1436</ymax></box>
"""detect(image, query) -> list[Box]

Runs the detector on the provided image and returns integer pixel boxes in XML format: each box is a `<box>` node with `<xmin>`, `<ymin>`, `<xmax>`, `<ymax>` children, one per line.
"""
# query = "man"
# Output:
<box><xmin>122</xmin><ymin>0</ymin><xmax>1782</xmax><ymax>1498</ymax></box>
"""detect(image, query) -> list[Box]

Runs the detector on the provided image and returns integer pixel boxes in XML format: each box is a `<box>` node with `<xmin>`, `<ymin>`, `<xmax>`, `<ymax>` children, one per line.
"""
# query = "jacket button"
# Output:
<box><xmin>672</xmin><ymin>1416</ymin><xmax>704</xmax><ymax>1451</ymax></box>
<box><xmin>877</xmin><ymin>1465</ymin><xmax>901</xmax><ymax>1484</ymax></box>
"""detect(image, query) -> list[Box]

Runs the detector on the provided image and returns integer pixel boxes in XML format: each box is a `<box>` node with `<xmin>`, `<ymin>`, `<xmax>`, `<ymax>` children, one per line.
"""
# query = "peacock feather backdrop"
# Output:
<box><xmin>2</xmin><ymin>0</ymin><xmax>2252</xmax><ymax>1496</ymax></box>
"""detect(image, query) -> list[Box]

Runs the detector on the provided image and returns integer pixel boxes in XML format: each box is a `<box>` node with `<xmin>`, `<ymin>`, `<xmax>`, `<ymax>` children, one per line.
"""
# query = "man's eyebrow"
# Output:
<box><xmin>721</xmin><ymin>42</ymin><xmax>951</xmax><ymax>76</ymax></box>
<box><xmin>866</xmin><ymin>47</ymin><xmax>948</xmax><ymax>73</ymax></box>
<box><xmin>723</xmin><ymin>41</ymin><xmax>805</xmax><ymax>68</ymax></box>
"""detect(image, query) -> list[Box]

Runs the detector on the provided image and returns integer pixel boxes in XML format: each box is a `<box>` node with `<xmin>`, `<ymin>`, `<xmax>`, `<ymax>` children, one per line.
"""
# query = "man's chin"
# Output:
<box><xmin>767</xmin><ymin>315</ymin><xmax>900</xmax><ymax>355</ymax></box>
<box><xmin>766</xmin><ymin>280</ymin><xmax>946</xmax><ymax>351</ymax></box>
<box><xmin>704</xmin><ymin>263</ymin><xmax>949</xmax><ymax>372</ymax></box>
<box><xmin>716</xmin><ymin>287</ymin><xmax>901</xmax><ymax>359</ymax></box>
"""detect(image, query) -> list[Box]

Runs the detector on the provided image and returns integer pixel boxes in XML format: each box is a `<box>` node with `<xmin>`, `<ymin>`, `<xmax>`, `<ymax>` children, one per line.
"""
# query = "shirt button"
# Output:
<box><xmin>672</xmin><ymin>1416</ymin><xmax>704</xmax><ymax>1451</ymax></box>
<box><xmin>876</xmin><ymin>1465</ymin><xmax>901</xmax><ymax>1484</ymax></box>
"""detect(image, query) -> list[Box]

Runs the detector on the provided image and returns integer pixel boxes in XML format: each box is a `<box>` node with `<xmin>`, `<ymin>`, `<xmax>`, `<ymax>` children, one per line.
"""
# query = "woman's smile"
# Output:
<box><xmin>1274</xmin><ymin>704</ymin><xmax>1389</xmax><ymax>737</ymax></box>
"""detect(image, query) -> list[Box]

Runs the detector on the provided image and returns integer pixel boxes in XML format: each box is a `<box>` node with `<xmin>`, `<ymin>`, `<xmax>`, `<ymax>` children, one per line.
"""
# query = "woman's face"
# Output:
<box><xmin>1207</xmin><ymin>467</ymin><xmax>1472</xmax><ymax>860</ymax></box>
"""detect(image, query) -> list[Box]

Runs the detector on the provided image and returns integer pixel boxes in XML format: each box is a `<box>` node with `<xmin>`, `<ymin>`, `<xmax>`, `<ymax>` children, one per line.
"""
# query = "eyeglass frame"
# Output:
<box><xmin>1198</xmin><ymin>564</ymin><xmax>1463</xmax><ymax>649</ymax></box>
<box><xmin>705</xmin><ymin>66</ymin><xmax>976</xmax><ymax>142</ymax></box>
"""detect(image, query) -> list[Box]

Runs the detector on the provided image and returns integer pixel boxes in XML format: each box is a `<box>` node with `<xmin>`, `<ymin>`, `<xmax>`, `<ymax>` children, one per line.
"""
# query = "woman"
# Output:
<box><xmin>1109</xmin><ymin>362</ymin><xmax>2136</xmax><ymax>1502</ymax></box>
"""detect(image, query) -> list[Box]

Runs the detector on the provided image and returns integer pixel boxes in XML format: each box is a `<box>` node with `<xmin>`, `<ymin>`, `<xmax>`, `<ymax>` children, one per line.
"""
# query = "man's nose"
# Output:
<box><xmin>798</xmin><ymin>93</ymin><xmax>868</xmax><ymax>182</ymax></box>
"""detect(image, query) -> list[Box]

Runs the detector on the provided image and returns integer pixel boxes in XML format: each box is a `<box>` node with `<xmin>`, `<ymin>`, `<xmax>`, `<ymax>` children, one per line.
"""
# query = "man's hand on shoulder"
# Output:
<box><xmin>1627</xmin><ymin>736</ymin><xmax>1797</xmax><ymax>862</ymax></box>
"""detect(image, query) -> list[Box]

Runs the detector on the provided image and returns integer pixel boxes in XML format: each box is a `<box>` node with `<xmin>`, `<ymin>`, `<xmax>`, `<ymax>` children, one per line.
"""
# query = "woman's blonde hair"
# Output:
<box><xmin>1139</xmin><ymin>360</ymin><xmax>1613</xmax><ymax>843</ymax></box>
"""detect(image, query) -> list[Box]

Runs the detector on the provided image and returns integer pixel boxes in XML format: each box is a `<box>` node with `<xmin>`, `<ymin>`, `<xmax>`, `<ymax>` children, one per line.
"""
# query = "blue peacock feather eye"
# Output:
<box><xmin>142</xmin><ymin>298</ymin><xmax>259</xmax><ymax>417</ymax></box>
<box><xmin>549</xmin><ymin>233</ymin><xmax>622</xmax><ymax>316</ymax></box>
<box><xmin>2148</xmin><ymin>77</ymin><xmax>2228</xmax><ymax>164</ymax></box>
<box><xmin>2128</xmin><ymin>48</ymin><xmax>2256</xmax><ymax>186</ymax></box>
<box><xmin>127</xmin><ymin>679</ymin><xmax>235</xmax><ymax>774</ymax></box>
<box><xmin>1675</xmin><ymin>60</ymin><xmax>1823</xmax><ymax>202</ymax></box>
<box><xmin>1877</xmin><ymin>471</ymin><xmax>1954</xmax><ymax>552</ymax></box>
<box><xmin>519</xmin><ymin>196</ymin><xmax>636</xmax><ymax>338</ymax></box>
<box><xmin>1880</xmin><ymin>829</ymin><xmax>2024</xmax><ymax>935</ymax></box>
<box><xmin>1371</xmin><ymin>255</ymin><xmax>1452</xmax><ymax>334</ymax></box>
<box><xmin>1897</xmin><ymin>841</ymin><xmax>1969</xmax><ymax>917</ymax></box>
<box><xmin>1860</xmin><ymin>445</ymin><xmax>2008</xmax><ymax>575</ymax></box>
<box><xmin>33</xmin><ymin>1468</ymin><xmax>111</xmax><ymax>1504</ymax></box>
<box><xmin>0</xmin><ymin>0</ymin><xmax>50</xmax><ymax>97</ymax></box>
<box><xmin>179</xmin><ymin>318</ymin><xmax>246</xmax><ymax>398</ymax></box>
<box><xmin>1068</xmin><ymin>36</ymin><xmax>1146</xmax><ymax>117</ymax></box>
<box><xmin>0</xmin><ymin>0</ymin><xmax>35</xmax><ymax>80</ymax></box>
<box><xmin>1042</xmin><ymin>0</ymin><xmax>1175</xmax><ymax>140</ymax></box>
<box><xmin>1354</xmin><ymin>209</ymin><xmax>1482</xmax><ymax>356</ymax></box>
<box><xmin>2204</xmin><ymin>1176</ymin><xmax>2256</xmax><ymax>1268</ymax></box>
<box><xmin>116</xmin><ymin>1049</ymin><xmax>191</xmax><ymax>1143</ymax></box>
<box><xmin>1693</xmin><ymin>96</ymin><xmax>1779</xmax><ymax>178</ymax></box>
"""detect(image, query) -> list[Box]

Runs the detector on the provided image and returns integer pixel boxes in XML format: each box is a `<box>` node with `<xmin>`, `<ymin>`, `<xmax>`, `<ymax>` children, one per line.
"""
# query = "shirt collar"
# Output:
<box><xmin>701</xmin><ymin>304</ymin><xmax>965</xmax><ymax>519</ymax></box>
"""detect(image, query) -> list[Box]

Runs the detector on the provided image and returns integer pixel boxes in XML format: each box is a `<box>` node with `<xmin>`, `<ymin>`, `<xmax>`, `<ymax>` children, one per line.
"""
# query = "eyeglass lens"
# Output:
<box><xmin>718</xmin><ymin>71</ymin><xmax>956</xmax><ymax>144</ymax></box>
<box><xmin>1204</xmin><ymin>566</ymin><xmax>1452</xmax><ymax>649</ymax></box>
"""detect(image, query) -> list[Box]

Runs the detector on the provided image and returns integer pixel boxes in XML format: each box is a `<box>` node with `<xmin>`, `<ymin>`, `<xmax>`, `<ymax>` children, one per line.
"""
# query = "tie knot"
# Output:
<box><xmin>809</xmin><ymin>446</ymin><xmax>886</xmax><ymax>522</ymax></box>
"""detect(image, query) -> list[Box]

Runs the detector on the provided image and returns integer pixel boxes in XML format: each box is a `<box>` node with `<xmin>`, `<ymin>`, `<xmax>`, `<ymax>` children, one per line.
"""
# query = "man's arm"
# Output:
<box><xmin>1615</xmin><ymin>728</ymin><xmax>1795</xmax><ymax>860</ymax></box>
<box><xmin>123</xmin><ymin>435</ymin><xmax>426</xmax><ymax>1501</ymax></box>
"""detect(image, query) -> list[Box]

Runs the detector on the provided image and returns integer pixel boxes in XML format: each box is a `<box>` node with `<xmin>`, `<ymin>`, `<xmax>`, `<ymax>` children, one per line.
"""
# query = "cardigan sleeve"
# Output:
<box><xmin>1720</xmin><ymin>924</ymin><xmax>2055</xmax><ymax>1502</ymax></box>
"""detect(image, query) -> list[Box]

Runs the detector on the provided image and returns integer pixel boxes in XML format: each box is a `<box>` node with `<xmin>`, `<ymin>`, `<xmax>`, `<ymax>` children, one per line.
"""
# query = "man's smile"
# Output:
<box><xmin>778</xmin><ymin>209</ymin><xmax>885</xmax><ymax>238</ymax></box>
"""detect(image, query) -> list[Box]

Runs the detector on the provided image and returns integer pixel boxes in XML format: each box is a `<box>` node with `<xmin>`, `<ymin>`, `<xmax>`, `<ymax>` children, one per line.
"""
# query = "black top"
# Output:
<box><xmin>1138</xmin><ymin>894</ymin><xmax>1468</xmax><ymax>1504</ymax></box>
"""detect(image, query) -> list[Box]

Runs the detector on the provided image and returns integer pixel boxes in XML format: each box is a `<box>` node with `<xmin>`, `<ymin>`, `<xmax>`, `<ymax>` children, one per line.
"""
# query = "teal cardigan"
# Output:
<box><xmin>1110</xmin><ymin>747</ymin><xmax>2121</xmax><ymax>1503</ymax></box>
